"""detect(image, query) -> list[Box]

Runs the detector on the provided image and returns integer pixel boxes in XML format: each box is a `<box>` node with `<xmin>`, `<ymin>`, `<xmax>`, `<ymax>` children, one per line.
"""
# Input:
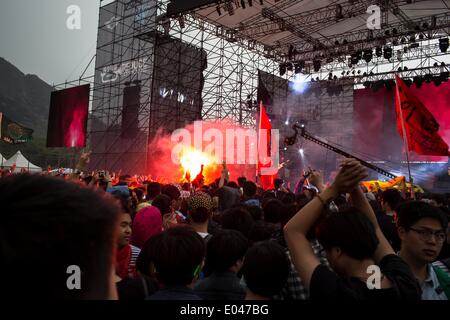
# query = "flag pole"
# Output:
<box><xmin>395</xmin><ymin>76</ymin><xmax>413</xmax><ymax>197</ymax></box>
<box><xmin>256</xmin><ymin>101</ymin><xmax>262</xmax><ymax>185</ymax></box>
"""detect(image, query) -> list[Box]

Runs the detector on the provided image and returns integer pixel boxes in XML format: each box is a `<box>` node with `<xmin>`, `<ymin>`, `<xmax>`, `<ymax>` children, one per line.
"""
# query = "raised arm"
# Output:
<box><xmin>346</xmin><ymin>160</ymin><xmax>395</xmax><ymax>263</ymax></box>
<box><xmin>284</xmin><ymin>162</ymin><xmax>367</xmax><ymax>289</ymax></box>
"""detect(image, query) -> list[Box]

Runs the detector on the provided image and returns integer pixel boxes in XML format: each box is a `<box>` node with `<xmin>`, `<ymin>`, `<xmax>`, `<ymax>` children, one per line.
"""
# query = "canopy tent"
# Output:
<box><xmin>3</xmin><ymin>150</ymin><xmax>42</xmax><ymax>172</ymax></box>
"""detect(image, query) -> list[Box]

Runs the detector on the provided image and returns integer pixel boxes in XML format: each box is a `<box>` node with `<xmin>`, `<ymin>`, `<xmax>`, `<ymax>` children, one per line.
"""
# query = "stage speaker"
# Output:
<box><xmin>121</xmin><ymin>85</ymin><xmax>140</xmax><ymax>139</ymax></box>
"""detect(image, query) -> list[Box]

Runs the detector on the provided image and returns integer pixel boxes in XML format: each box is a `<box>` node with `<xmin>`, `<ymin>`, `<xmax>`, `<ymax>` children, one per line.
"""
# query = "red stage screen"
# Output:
<box><xmin>353</xmin><ymin>81</ymin><xmax>450</xmax><ymax>163</ymax></box>
<box><xmin>47</xmin><ymin>84</ymin><xmax>90</xmax><ymax>148</ymax></box>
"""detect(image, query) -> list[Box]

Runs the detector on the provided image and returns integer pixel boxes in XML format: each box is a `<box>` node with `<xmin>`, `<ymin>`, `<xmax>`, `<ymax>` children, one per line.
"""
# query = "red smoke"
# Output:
<box><xmin>146</xmin><ymin>120</ymin><xmax>257</xmax><ymax>184</ymax></box>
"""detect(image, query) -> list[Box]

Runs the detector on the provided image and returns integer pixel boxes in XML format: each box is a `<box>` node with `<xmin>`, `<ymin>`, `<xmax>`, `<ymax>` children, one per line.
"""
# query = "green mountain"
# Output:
<box><xmin>0</xmin><ymin>57</ymin><xmax>76</xmax><ymax>168</ymax></box>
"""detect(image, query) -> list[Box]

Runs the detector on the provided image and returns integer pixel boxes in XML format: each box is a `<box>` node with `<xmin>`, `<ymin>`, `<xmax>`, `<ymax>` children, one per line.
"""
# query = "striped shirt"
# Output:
<box><xmin>128</xmin><ymin>245</ymin><xmax>141</xmax><ymax>278</ymax></box>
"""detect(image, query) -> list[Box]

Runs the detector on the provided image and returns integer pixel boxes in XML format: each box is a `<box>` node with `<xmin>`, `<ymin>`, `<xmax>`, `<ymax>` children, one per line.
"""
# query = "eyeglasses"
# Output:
<box><xmin>408</xmin><ymin>227</ymin><xmax>447</xmax><ymax>243</ymax></box>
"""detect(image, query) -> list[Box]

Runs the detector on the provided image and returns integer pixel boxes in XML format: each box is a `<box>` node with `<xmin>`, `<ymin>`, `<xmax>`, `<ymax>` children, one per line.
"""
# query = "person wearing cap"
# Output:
<box><xmin>188</xmin><ymin>192</ymin><xmax>214</xmax><ymax>241</ymax></box>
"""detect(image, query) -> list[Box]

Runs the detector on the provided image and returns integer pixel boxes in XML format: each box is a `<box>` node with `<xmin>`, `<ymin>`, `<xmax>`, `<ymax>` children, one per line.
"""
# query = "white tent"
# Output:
<box><xmin>3</xmin><ymin>150</ymin><xmax>42</xmax><ymax>172</ymax></box>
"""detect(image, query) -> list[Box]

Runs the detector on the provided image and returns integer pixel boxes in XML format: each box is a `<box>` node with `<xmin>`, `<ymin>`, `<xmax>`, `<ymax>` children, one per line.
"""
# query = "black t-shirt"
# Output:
<box><xmin>310</xmin><ymin>254</ymin><xmax>421</xmax><ymax>300</ymax></box>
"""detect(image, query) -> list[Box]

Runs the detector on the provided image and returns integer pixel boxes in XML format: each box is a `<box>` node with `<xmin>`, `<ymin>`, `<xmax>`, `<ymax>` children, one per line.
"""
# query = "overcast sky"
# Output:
<box><xmin>0</xmin><ymin>0</ymin><xmax>103</xmax><ymax>85</ymax></box>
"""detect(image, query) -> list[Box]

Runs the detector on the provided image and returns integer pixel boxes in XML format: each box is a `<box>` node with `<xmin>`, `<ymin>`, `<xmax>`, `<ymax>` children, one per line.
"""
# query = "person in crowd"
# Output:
<box><xmin>194</xmin><ymin>230</ymin><xmax>248</xmax><ymax>300</ymax></box>
<box><xmin>131</xmin><ymin>205</ymin><xmax>163</xmax><ymax>249</ymax></box>
<box><xmin>134</xmin><ymin>188</ymin><xmax>150</xmax><ymax>212</ymax></box>
<box><xmin>248</xmin><ymin>220</ymin><xmax>279</xmax><ymax>244</ymax></box>
<box><xmin>273</xmin><ymin>198</ymin><xmax>329</xmax><ymax>300</ymax></box>
<box><xmin>397</xmin><ymin>201</ymin><xmax>450</xmax><ymax>300</ymax></box>
<box><xmin>153</xmin><ymin>193</ymin><xmax>181</xmax><ymax>229</ymax></box>
<box><xmin>116</xmin><ymin>210</ymin><xmax>141</xmax><ymax>280</ymax></box>
<box><xmin>147</xmin><ymin>227</ymin><xmax>205</xmax><ymax>300</ymax></box>
<box><xmin>220</xmin><ymin>207</ymin><xmax>255</xmax><ymax>239</ymax></box>
<box><xmin>162</xmin><ymin>184</ymin><xmax>186</xmax><ymax>222</ymax></box>
<box><xmin>242</xmin><ymin>181</ymin><xmax>260</xmax><ymax>207</ymax></box>
<box><xmin>0</xmin><ymin>174</ymin><xmax>120</xmax><ymax>299</ymax></box>
<box><xmin>245</xmin><ymin>205</ymin><xmax>263</xmax><ymax>221</ymax></box>
<box><xmin>284</xmin><ymin>159</ymin><xmax>421</xmax><ymax>300</ymax></box>
<box><xmin>187</xmin><ymin>192</ymin><xmax>214</xmax><ymax>241</ymax></box>
<box><xmin>370</xmin><ymin>198</ymin><xmax>401</xmax><ymax>252</ymax></box>
<box><xmin>237</xmin><ymin>176</ymin><xmax>247</xmax><ymax>194</ymax></box>
<box><xmin>241</xmin><ymin>241</ymin><xmax>290</xmax><ymax>300</ymax></box>
<box><xmin>381</xmin><ymin>188</ymin><xmax>403</xmax><ymax>217</ymax></box>
<box><xmin>146</xmin><ymin>182</ymin><xmax>161</xmax><ymax>205</ymax></box>
<box><xmin>263</xmin><ymin>198</ymin><xmax>285</xmax><ymax>225</ymax></box>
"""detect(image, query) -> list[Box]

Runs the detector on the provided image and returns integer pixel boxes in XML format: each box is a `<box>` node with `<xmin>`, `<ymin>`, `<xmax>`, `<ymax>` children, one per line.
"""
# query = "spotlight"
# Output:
<box><xmin>240</xmin><ymin>0</ymin><xmax>246</xmax><ymax>9</ymax></box>
<box><xmin>372</xmin><ymin>80</ymin><xmax>385</xmax><ymax>92</ymax></box>
<box><xmin>413</xmin><ymin>76</ymin><xmax>423</xmax><ymax>88</ymax></box>
<box><xmin>363</xmin><ymin>81</ymin><xmax>372</xmax><ymax>88</ymax></box>
<box><xmin>433</xmin><ymin>76</ymin><xmax>442</xmax><ymax>87</ymax></box>
<box><xmin>404</xmin><ymin>79</ymin><xmax>413</xmax><ymax>87</ymax></box>
<box><xmin>313</xmin><ymin>60</ymin><xmax>321</xmax><ymax>72</ymax></box>
<box><xmin>351</xmin><ymin>53</ymin><xmax>360</xmax><ymax>65</ymax></box>
<box><xmin>383</xmin><ymin>47</ymin><xmax>392</xmax><ymax>60</ymax></box>
<box><xmin>288</xmin><ymin>45</ymin><xmax>294</xmax><ymax>60</ymax></box>
<box><xmin>439</xmin><ymin>38</ymin><xmax>449</xmax><ymax>52</ymax></box>
<box><xmin>328</xmin><ymin>73</ymin><xmax>333</xmax><ymax>80</ymax></box>
<box><xmin>424</xmin><ymin>74</ymin><xmax>432</xmax><ymax>83</ymax></box>
<box><xmin>385</xmin><ymin>79</ymin><xmax>395</xmax><ymax>91</ymax></box>
<box><xmin>375</xmin><ymin>47</ymin><xmax>382</xmax><ymax>57</ymax></box>
<box><xmin>286</xmin><ymin>63</ymin><xmax>293</xmax><ymax>72</ymax></box>
<box><xmin>398</xmin><ymin>67</ymin><xmax>403</xmax><ymax>72</ymax></box>
<box><xmin>392</xmin><ymin>28</ymin><xmax>398</xmax><ymax>35</ymax></box>
<box><xmin>280</xmin><ymin>63</ymin><xmax>286</xmax><ymax>76</ymax></box>
<box><xmin>409</xmin><ymin>35</ymin><xmax>416</xmax><ymax>43</ymax></box>
<box><xmin>260</xmin><ymin>0</ymin><xmax>264</xmax><ymax>5</ymax></box>
<box><xmin>419</xmin><ymin>34</ymin><xmax>425</xmax><ymax>40</ymax></box>
<box><xmin>248</xmin><ymin>0</ymin><xmax>253</xmax><ymax>6</ymax></box>
<box><xmin>343</xmin><ymin>39</ymin><xmax>348</xmax><ymax>45</ymax></box>
<box><xmin>440</xmin><ymin>71</ymin><xmax>449</xmax><ymax>81</ymax></box>
<box><xmin>216</xmin><ymin>5</ymin><xmax>222</xmax><ymax>16</ymax></box>
<box><xmin>363</xmin><ymin>49</ymin><xmax>373</xmax><ymax>63</ymax></box>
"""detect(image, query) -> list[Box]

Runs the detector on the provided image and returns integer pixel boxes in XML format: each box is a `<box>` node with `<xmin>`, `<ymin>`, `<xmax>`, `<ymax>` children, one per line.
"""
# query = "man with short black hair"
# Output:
<box><xmin>241</xmin><ymin>241</ymin><xmax>289</xmax><ymax>300</ymax></box>
<box><xmin>397</xmin><ymin>201</ymin><xmax>450</xmax><ymax>300</ymax></box>
<box><xmin>147</xmin><ymin>227</ymin><xmax>205</xmax><ymax>300</ymax></box>
<box><xmin>242</xmin><ymin>180</ymin><xmax>260</xmax><ymax>207</ymax></box>
<box><xmin>0</xmin><ymin>174</ymin><xmax>120</xmax><ymax>299</ymax></box>
<box><xmin>147</xmin><ymin>182</ymin><xmax>161</xmax><ymax>205</ymax></box>
<box><xmin>381</xmin><ymin>188</ymin><xmax>403</xmax><ymax>217</ymax></box>
<box><xmin>194</xmin><ymin>230</ymin><xmax>248</xmax><ymax>300</ymax></box>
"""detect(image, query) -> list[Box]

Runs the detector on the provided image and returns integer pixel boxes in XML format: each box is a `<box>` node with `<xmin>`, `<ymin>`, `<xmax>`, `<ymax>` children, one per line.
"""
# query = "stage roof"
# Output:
<box><xmin>167</xmin><ymin>0</ymin><xmax>450</xmax><ymax>61</ymax></box>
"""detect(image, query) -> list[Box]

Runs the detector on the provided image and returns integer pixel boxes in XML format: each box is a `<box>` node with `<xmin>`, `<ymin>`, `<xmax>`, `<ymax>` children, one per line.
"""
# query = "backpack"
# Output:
<box><xmin>432</xmin><ymin>259</ymin><xmax>450</xmax><ymax>299</ymax></box>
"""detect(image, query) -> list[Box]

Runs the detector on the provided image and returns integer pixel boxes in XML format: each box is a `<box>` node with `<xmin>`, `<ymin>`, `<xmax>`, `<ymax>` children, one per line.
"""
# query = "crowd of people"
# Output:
<box><xmin>1</xmin><ymin>156</ymin><xmax>449</xmax><ymax>301</ymax></box>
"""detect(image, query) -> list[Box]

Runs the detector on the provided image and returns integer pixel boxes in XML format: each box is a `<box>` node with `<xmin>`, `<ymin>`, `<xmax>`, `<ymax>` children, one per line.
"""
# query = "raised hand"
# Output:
<box><xmin>330</xmin><ymin>159</ymin><xmax>368</xmax><ymax>195</ymax></box>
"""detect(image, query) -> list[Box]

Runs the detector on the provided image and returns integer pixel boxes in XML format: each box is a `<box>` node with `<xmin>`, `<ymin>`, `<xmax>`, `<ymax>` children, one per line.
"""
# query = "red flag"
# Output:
<box><xmin>395</xmin><ymin>75</ymin><xmax>450</xmax><ymax>156</ymax></box>
<box><xmin>258</xmin><ymin>102</ymin><xmax>276</xmax><ymax>190</ymax></box>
